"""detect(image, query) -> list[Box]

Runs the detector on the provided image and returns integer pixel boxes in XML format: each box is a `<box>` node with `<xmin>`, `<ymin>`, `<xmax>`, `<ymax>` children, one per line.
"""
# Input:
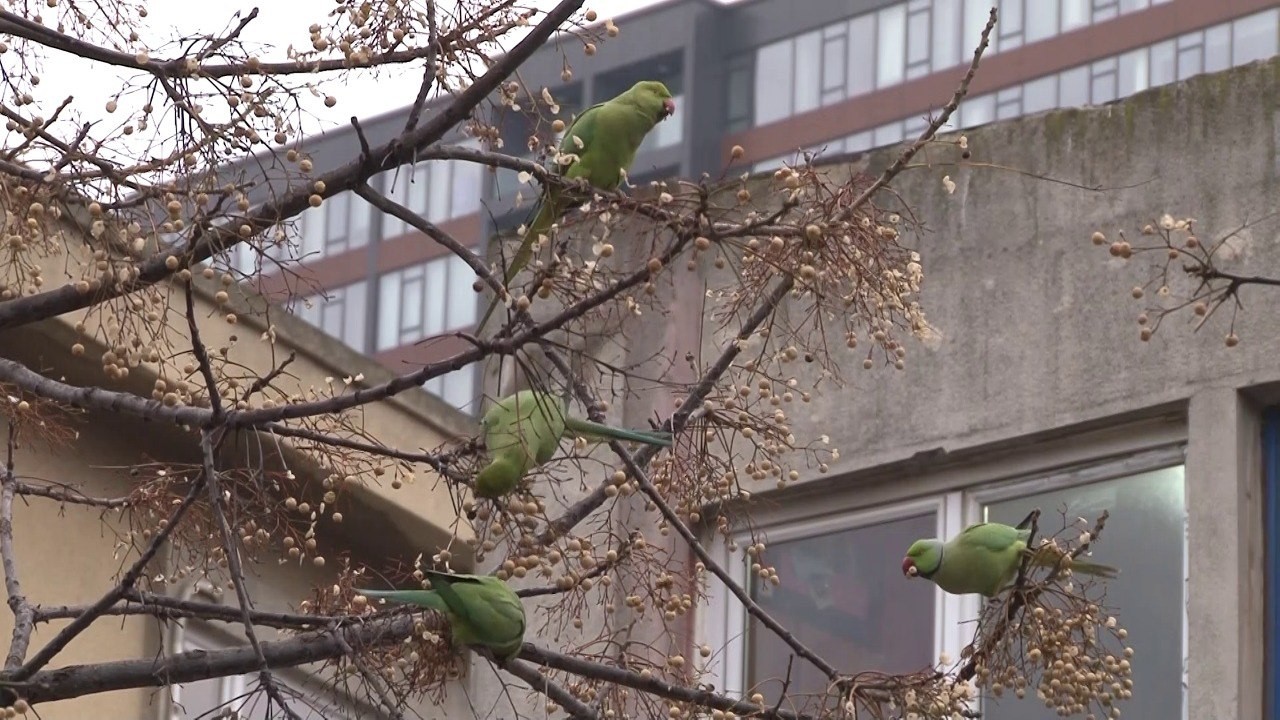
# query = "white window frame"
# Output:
<box><xmin>700</xmin><ymin>426</ymin><xmax>1188</xmax><ymax>716</ymax></box>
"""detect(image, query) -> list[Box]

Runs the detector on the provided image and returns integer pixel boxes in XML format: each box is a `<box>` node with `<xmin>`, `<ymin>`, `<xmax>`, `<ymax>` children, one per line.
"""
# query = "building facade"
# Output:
<box><xmin>239</xmin><ymin>0</ymin><xmax>1280</xmax><ymax>418</ymax></box>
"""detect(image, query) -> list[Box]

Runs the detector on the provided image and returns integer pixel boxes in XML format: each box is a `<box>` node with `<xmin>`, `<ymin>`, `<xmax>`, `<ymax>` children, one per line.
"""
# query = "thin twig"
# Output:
<box><xmin>500</xmin><ymin>656</ymin><xmax>599</xmax><ymax>720</ymax></box>
<box><xmin>199</xmin><ymin>430</ymin><xmax>301</xmax><ymax>720</ymax></box>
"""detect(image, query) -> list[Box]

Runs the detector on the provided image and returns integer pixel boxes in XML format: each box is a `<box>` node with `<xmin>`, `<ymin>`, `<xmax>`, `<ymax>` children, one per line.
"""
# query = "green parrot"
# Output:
<box><xmin>902</xmin><ymin>521</ymin><xmax>1119</xmax><ymax>597</ymax></box>
<box><xmin>357</xmin><ymin>570</ymin><xmax>526</xmax><ymax>661</ymax></box>
<box><xmin>474</xmin><ymin>389</ymin><xmax>673</xmax><ymax>499</ymax></box>
<box><xmin>476</xmin><ymin>80</ymin><xmax>677</xmax><ymax>333</ymax></box>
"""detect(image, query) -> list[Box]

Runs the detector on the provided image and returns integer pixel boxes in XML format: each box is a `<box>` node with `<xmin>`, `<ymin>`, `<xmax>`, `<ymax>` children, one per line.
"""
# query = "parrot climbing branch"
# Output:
<box><xmin>474</xmin><ymin>389</ymin><xmax>672</xmax><ymax>500</ymax></box>
<box><xmin>475</xmin><ymin>80</ymin><xmax>677</xmax><ymax>334</ymax></box>
<box><xmin>356</xmin><ymin>570</ymin><xmax>526</xmax><ymax>662</ymax></box>
<box><xmin>956</xmin><ymin>510</ymin><xmax>1111</xmax><ymax>683</ymax></box>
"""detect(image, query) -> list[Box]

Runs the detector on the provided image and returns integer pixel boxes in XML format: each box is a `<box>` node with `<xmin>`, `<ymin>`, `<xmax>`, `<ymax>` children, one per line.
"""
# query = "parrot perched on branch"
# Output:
<box><xmin>474</xmin><ymin>389</ymin><xmax>673</xmax><ymax>499</ymax></box>
<box><xmin>357</xmin><ymin>570</ymin><xmax>526</xmax><ymax>661</ymax></box>
<box><xmin>476</xmin><ymin>80</ymin><xmax>677</xmax><ymax>333</ymax></box>
<box><xmin>901</xmin><ymin>520</ymin><xmax>1119</xmax><ymax>597</ymax></box>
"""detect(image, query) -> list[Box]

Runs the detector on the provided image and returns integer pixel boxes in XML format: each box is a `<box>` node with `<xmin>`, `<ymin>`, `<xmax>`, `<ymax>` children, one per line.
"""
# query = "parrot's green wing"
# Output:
<box><xmin>955</xmin><ymin>521</ymin><xmax>1029</xmax><ymax>552</ymax></box>
<box><xmin>474</xmin><ymin>391</ymin><xmax>568</xmax><ymax>498</ymax></box>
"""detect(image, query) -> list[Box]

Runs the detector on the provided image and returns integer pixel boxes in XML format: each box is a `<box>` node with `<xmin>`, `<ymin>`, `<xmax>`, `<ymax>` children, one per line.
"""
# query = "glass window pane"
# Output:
<box><xmin>964</xmin><ymin>0</ymin><xmax>996</xmax><ymax>57</ymax></box>
<box><xmin>1061</xmin><ymin>0</ymin><xmax>1088</xmax><ymax>32</ymax></box>
<box><xmin>1177</xmin><ymin>46</ymin><xmax>1203</xmax><ymax>81</ymax></box>
<box><xmin>1026</xmin><ymin>0</ymin><xmax>1059</xmax><ymax>43</ymax></box>
<box><xmin>428</xmin><ymin>163</ymin><xmax>451</xmax><ymax>220</ymax></box>
<box><xmin>424</xmin><ymin>259</ymin><xmax>447</xmax><ymax>336</ymax></box>
<box><xmin>1023</xmin><ymin>75</ymin><xmax>1057</xmax><ymax>113</ymax></box>
<box><xmin>320</xmin><ymin>292</ymin><xmax>344</xmax><ymax>339</ymax></box>
<box><xmin>999</xmin><ymin>0</ymin><xmax>1024</xmax><ymax>50</ymax></box>
<box><xmin>933</xmin><ymin>0</ymin><xmax>961</xmax><ymax>71</ymax></box>
<box><xmin>451</xmin><ymin>153</ymin><xmax>483</xmax><ymax>217</ymax></box>
<box><xmin>844</xmin><ymin>130</ymin><xmax>873</xmax><ymax>153</ymax></box>
<box><xmin>300</xmin><ymin>207</ymin><xmax>325</xmax><ymax>258</ymax></box>
<box><xmin>822</xmin><ymin>36</ymin><xmax>846</xmax><ymax>93</ymax></box>
<box><xmin>877</xmin><ymin>4</ymin><xmax>907</xmax><ymax>88</ymax></box>
<box><xmin>959</xmin><ymin>92</ymin><xmax>995</xmax><ymax>128</ymax></box>
<box><xmin>1119</xmin><ymin>0</ymin><xmax>1148</xmax><ymax>12</ymax></box>
<box><xmin>979</xmin><ymin>465</ymin><xmax>1186</xmax><ymax>720</ymax></box>
<box><xmin>1150</xmin><ymin>39</ymin><xmax>1176</xmax><ymax>86</ymax></box>
<box><xmin>376</xmin><ymin>273</ymin><xmax>401</xmax><ymax>350</ymax></box>
<box><xmin>401</xmin><ymin>275</ymin><xmax>424</xmax><ymax>334</ymax></box>
<box><xmin>907</xmin><ymin>8</ymin><xmax>931</xmax><ymax>67</ymax></box>
<box><xmin>442</xmin><ymin>365</ymin><xmax>477</xmax><ymax>411</ymax></box>
<box><xmin>1233</xmin><ymin>9</ymin><xmax>1279</xmax><ymax>67</ymax></box>
<box><xmin>746</xmin><ymin>512</ymin><xmax>937</xmax><ymax>703</ymax></box>
<box><xmin>347</xmin><ymin>193</ymin><xmax>371</xmax><ymax>249</ymax></box>
<box><xmin>847</xmin><ymin>14</ymin><xmax>876</xmax><ymax>96</ymax></box>
<box><xmin>873</xmin><ymin>121</ymin><xmax>904</xmax><ymax>147</ymax></box>
<box><xmin>755</xmin><ymin>40</ymin><xmax>793</xmax><ymax>125</ymax></box>
<box><xmin>1058</xmin><ymin>65</ymin><xmax>1090</xmax><ymax>107</ymax></box>
<box><xmin>343</xmin><ymin>281</ymin><xmax>367</xmax><ymax>351</ymax></box>
<box><xmin>1118</xmin><ymin>48</ymin><xmax>1149</xmax><ymax>98</ymax></box>
<box><xmin>1205</xmin><ymin>25</ymin><xmax>1231</xmax><ymax>73</ymax></box>
<box><xmin>793</xmin><ymin>30</ymin><xmax>821</xmax><ymax>114</ymax></box>
<box><xmin>446</xmin><ymin>254</ymin><xmax>475</xmax><ymax>330</ymax></box>
<box><xmin>1092</xmin><ymin>0</ymin><xmax>1118</xmax><ymax>23</ymax></box>
<box><xmin>325</xmin><ymin>191</ymin><xmax>349</xmax><ymax>246</ymax></box>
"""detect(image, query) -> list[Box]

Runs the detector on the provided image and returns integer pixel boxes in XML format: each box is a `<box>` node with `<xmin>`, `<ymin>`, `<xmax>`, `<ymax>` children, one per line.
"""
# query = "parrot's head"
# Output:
<box><xmin>627</xmin><ymin>80</ymin><xmax>676</xmax><ymax>122</ymax></box>
<box><xmin>902</xmin><ymin>539</ymin><xmax>943</xmax><ymax>579</ymax></box>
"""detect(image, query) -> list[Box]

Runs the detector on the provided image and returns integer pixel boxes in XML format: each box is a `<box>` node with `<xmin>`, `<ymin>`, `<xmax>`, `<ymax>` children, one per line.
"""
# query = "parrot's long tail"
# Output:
<box><xmin>1029</xmin><ymin>551</ymin><xmax>1119</xmax><ymax>579</ymax></box>
<box><xmin>355</xmin><ymin>588</ymin><xmax>447</xmax><ymax>612</ymax></box>
<box><xmin>564</xmin><ymin>416</ymin><xmax>673</xmax><ymax>447</ymax></box>
<box><xmin>475</xmin><ymin>191</ymin><xmax>560</xmax><ymax>334</ymax></box>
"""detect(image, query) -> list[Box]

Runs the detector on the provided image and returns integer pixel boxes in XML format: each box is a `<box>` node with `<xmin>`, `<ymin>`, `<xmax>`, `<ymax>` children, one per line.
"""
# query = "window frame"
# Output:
<box><xmin>701</xmin><ymin>433</ymin><xmax>1187</xmax><ymax>710</ymax></box>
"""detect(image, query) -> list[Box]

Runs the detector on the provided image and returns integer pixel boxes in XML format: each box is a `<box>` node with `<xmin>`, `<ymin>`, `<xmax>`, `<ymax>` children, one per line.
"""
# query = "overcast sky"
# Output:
<box><xmin>22</xmin><ymin>0</ymin><xmax>727</xmax><ymax>145</ymax></box>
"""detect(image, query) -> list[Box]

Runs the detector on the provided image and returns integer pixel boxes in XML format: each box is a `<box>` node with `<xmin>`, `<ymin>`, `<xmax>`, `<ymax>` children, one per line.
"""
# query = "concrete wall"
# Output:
<box><xmin>595</xmin><ymin>57</ymin><xmax>1280</xmax><ymax>720</ymax></box>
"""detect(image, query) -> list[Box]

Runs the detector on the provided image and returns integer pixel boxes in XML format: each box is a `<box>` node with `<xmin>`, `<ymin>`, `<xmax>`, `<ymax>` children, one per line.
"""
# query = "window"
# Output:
<box><xmin>974</xmin><ymin>464</ymin><xmax>1186</xmax><ymax>719</ymax></box>
<box><xmin>755</xmin><ymin>39</ymin><xmax>793</xmax><ymax>126</ymax></box>
<box><xmin>1023</xmin><ymin>74</ymin><xmax>1058</xmax><ymax>113</ymax></box>
<box><xmin>726</xmin><ymin>56</ymin><xmax>754</xmax><ymax>132</ymax></box>
<box><xmin>1026</xmin><ymin>0</ymin><xmax>1060</xmax><ymax>43</ymax></box>
<box><xmin>906</xmin><ymin>0</ymin><xmax>932</xmax><ymax>79</ymax></box>
<box><xmin>707</xmin><ymin>454</ymin><xmax>1187</xmax><ymax>720</ymax></box>
<box><xmin>1233</xmin><ymin>9</ymin><xmax>1280</xmax><ymax>67</ymax></box>
<box><xmin>380</xmin><ymin>141</ymin><xmax>483</xmax><ymax>238</ymax></box>
<box><xmin>847</xmin><ymin>14</ymin><xmax>876</xmax><ymax>98</ymax></box>
<box><xmin>293</xmin><ymin>280</ymin><xmax>369</xmax><ymax>353</ymax></box>
<box><xmin>1090</xmin><ymin>57</ymin><xmax>1118</xmax><ymax>104</ymax></box>
<box><xmin>1265</xmin><ymin>408</ymin><xmax>1280</xmax><ymax>720</ymax></box>
<box><xmin>958</xmin><ymin>91</ymin><xmax>995</xmax><ymax>128</ymax></box>
<box><xmin>932</xmin><ymin>0</ymin><xmax>962</xmax><ymax>72</ymax></box>
<box><xmin>793</xmin><ymin>30</ymin><xmax>822</xmax><ymax>115</ymax></box>
<box><xmin>745</xmin><ymin>506</ymin><xmax>939</xmax><ymax>702</ymax></box>
<box><xmin>230</xmin><ymin>192</ymin><xmax>372</xmax><ymax>275</ymax></box>
<box><xmin>376</xmin><ymin>255</ymin><xmax>477</xmax><ymax>351</ymax></box>
<box><xmin>877</xmin><ymin>4</ymin><xmax>906</xmax><ymax>88</ymax></box>
<box><xmin>1118</xmin><ymin>48</ymin><xmax>1149</xmax><ymax>98</ymax></box>
<box><xmin>424</xmin><ymin>363</ymin><xmax>480</xmax><ymax>412</ymax></box>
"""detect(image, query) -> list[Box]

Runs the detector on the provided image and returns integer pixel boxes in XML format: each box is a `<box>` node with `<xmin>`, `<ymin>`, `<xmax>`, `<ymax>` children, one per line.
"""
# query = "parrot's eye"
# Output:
<box><xmin>907</xmin><ymin>565</ymin><xmax>918</xmax><ymax>576</ymax></box>
<box><xmin>902</xmin><ymin>557</ymin><xmax>918</xmax><ymax>576</ymax></box>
